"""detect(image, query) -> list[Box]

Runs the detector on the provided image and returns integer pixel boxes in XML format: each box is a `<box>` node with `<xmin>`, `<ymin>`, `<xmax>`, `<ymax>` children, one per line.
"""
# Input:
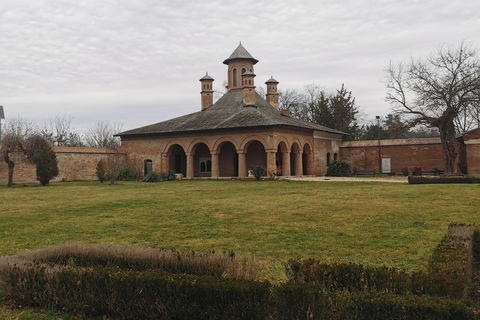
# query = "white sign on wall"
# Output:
<box><xmin>382</xmin><ymin>158</ymin><xmax>391</xmax><ymax>173</ymax></box>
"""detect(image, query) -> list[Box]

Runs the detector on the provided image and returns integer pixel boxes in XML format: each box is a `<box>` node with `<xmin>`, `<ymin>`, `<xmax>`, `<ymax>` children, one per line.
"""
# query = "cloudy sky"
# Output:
<box><xmin>2</xmin><ymin>0</ymin><xmax>480</xmax><ymax>133</ymax></box>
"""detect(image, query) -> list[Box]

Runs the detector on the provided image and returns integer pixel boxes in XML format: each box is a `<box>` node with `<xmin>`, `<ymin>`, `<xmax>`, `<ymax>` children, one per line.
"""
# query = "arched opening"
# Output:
<box><xmin>233</xmin><ymin>68</ymin><xmax>237</xmax><ymax>87</ymax></box>
<box><xmin>219</xmin><ymin>141</ymin><xmax>238</xmax><ymax>177</ymax></box>
<box><xmin>246</xmin><ymin>140</ymin><xmax>267</xmax><ymax>176</ymax></box>
<box><xmin>168</xmin><ymin>144</ymin><xmax>186</xmax><ymax>176</ymax></box>
<box><xmin>327</xmin><ymin>153</ymin><xmax>331</xmax><ymax>166</ymax></box>
<box><xmin>276</xmin><ymin>141</ymin><xmax>288</xmax><ymax>176</ymax></box>
<box><xmin>144</xmin><ymin>159</ymin><xmax>152</xmax><ymax>176</ymax></box>
<box><xmin>334</xmin><ymin>153</ymin><xmax>338</xmax><ymax>161</ymax></box>
<box><xmin>303</xmin><ymin>144</ymin><xmax>312</xmax><ymax>175</ymax></box>
<box><xmin>193</xmin><ymin>143</ymin><xmax>211</xmax><ymax>177</ymax></box>
<box><xmin>290</xmin><ymin>143</ymin><xmax>301</xmax><ymax>176</ymax></box>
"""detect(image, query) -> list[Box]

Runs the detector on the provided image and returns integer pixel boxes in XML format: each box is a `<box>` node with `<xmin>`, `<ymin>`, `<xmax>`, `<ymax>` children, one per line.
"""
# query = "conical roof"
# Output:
<box><xmin>223</xmin><ymin>43</ymin><xmax>259</xmax><ymax>65</ymax></box>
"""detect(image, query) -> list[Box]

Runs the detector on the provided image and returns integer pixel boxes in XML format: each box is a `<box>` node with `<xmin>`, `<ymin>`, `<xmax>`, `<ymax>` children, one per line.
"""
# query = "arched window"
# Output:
<box><xmin>233</xmin><ymin>69</ymin><xmax>237</xmax><ymax>87</ymax></box>
<box><xmin>200</xmin><ymin>158</ymin><xmax>212</xmax><ymax>173</ymax></box>
<box><xmin>241</xmin><ymin>68</ymin><xmax>246</xmax><ymax>74</ymax></box>
<box><xmin>144</xmin><ymin>159</ymin><xmax>153</xmax><ymax>175</ymax></box>
<box><xmin>327</xmin><ymin>153</ymin><xmax>331</xmax><ymax>166</ymax></box>
<box><xmin>334</xmin><ymin>153</ymin><xmax>338</xmax><ymax>161</ymax></box>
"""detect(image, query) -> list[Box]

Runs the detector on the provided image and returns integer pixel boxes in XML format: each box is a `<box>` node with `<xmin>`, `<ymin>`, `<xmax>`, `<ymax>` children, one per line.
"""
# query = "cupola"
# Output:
<box><xmin>242</xmin><ymin>70</ymin><xmax>256</xmax><ymax>106</ymax></box>
<box><xmin>265</xmin><ymin>76</ymin><xmax>279</xmax><ymax>109</ymax></box>
<box><xmin>223</xmin><ymin>43</ymin><xmax>258</xmax><ymax>91</ymax></box>
<box><xmin>199</xmin><ymin>72</ymin><xmax>214</xmax><ymax>110</ymax></box>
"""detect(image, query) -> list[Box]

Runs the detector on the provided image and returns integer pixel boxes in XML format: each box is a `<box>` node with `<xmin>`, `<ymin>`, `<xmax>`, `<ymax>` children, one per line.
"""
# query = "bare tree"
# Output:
<box><xmin>386</xmin><ymin>42</ymin><xmax>480</xmax><ymax>175</ymax></box>
<box><xmin>85</xmin><ymin>121</ymin><xmax>122</xmax><ymax>148</ymax></box>
<box><xmin>3</xmin><ymin>116</ymin><xmax>38</xmax><ymax>139</ymax></box>
<box><xmin>1</xmin><ymin>134</ymin><xmax>25</xmax><ymax>187</ymax></box>
<box><xmin>278</xmin><ymin>89</ymin><xmax>306</xmax><ymax>119</ymax></box>
<box><xmin>41</xmin><ymin>113</ymin><xmax>84</xmax><ymax>147</ymax></box>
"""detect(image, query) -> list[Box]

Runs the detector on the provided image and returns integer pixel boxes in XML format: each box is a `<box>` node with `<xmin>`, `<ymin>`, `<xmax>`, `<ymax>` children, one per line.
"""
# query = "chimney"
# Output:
<box><xmin>265</xmin><ymin>76</ymin><xmax>279</xmax><ymax>109</ymax></box>
<box><xmin>199</xmin><ymin>72</ymin><xmax>214</xmax><ymax>110</ymax></box>
<box><xmin>242</xmin><ymin>71</ymin><xmax>256</xmax><ymax>106</ymax></box>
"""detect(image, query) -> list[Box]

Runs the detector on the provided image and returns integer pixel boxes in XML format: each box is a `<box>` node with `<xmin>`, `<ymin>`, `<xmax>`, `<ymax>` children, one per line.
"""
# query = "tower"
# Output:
<box><xmin>223</xmin><ymin>43</ymin><xmax>258</xmax><ymax>91</ymax></box>
<box><xmin>265</xmin><ymin>77</ymin><xmax>279</xmax><ymax>109</ymax></box>
<box><xmin>199</xmin><ymin>72</ymin><xmax>214</xmax><ymax>110</ymax></box>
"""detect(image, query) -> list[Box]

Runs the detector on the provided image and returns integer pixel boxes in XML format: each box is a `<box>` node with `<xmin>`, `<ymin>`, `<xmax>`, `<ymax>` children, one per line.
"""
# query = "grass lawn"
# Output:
<box><xmin>0</xmin><ymin>179</ymin><xmax>479</xmax><ymax>318</ymax></box>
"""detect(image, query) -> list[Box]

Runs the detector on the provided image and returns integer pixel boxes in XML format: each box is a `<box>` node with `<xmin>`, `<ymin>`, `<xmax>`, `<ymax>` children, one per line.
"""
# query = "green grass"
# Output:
<box><xmin>1</xmin><ymin>179</ymin><xmax>479</xmax><ymax>318</ymax></box>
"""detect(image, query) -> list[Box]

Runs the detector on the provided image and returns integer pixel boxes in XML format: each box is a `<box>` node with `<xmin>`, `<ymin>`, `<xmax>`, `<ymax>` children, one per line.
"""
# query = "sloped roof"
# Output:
<box><xmin>117</xmin><ymin>89</ymin><xmax>346</xmax><ymax>137</ymax></box>
<box><xmin>223</xmin><ymin>43</ymin><xmax>259</xmax><ymax>65</ymax></box>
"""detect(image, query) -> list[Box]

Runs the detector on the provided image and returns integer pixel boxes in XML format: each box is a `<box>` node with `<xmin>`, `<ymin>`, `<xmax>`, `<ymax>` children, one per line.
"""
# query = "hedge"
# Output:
<box><xmin>408</xmin><ymin>176</ymin><xmax>480</xmax><ymax>184</ymax></box>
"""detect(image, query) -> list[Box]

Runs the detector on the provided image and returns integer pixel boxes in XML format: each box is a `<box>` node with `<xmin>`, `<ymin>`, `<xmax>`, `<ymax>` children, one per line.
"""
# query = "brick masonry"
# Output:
<box><xmin>0</xmin><ymin>147</ymin><xmax>125</xmax><ymax>185</ymax></box>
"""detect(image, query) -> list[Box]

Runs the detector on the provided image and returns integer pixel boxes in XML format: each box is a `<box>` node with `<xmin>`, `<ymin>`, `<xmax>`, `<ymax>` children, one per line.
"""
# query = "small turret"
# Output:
<box><xmin>242</xmin><ymin>71</ymin><xmax>256</xmax><ymax>106</ymax></box>
<box><xmin>223</xmin><ymin>43</ymin><xmax>258</xmax><ymax>91</ymax></box>
<box><xmin>199</xmin><ymin>72</ymin><xmax>214</xmax><ymax>110</ymax></box>
<box><xmin>265</xmin><ymin>77</ymin><xmax>279</xmax><ymax>109</ymax></box>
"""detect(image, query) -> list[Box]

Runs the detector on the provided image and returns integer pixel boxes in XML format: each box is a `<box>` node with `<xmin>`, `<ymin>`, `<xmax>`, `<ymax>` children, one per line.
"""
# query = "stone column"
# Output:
<box><xmin>295</xmin><ymin>151</ymin><xmax>303</xmax><ymax>176</ymax></box>
<box><xmin>238</xmin><ymin>152</ymin><xmax>247</xmax><ymax>178</ymax></box>
<box><xmin>211</xmin><ymin>152</ymin><xmax>219</xmax><ymax>179</ymax></box>
<box><xmin>266</xmin><ymin>151</ymin><xmax>276</xmax><ymax>177</ymax></box>
<box><xmin>307</xmin><ymin>152</ymin><xmax>314</xmax><ymax>175</ymax></box>
<box><xmin>282</xmin><ymin>151</ymin><xmax>291</xmax><ymax>176</ymax></box>
<box><xmin>186</xmin><ymin>153</ymin><xmax>194</xmax><ymax>179</ymax></box>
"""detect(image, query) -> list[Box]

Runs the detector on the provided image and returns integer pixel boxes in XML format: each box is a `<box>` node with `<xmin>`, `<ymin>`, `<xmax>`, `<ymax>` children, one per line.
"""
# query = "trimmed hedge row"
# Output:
<box><xmin>0</xmin><ymin>240</ymin><xmax>477</xmax><ymax>319</ymax></box>
<box><xmin>286</xmin><ymin>236</ymin><xmax>469</xmax><ymax>299</ymax></box>
<box><xmin>408</xmin><ymin>176</ymin><xmax>480</xmax><ymax>184</ymax></box>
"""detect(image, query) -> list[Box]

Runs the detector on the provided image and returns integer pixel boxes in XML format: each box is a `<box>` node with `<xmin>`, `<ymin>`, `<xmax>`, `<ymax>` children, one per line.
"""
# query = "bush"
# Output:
<box><xmin>250</xmin><ymin>165</ymin><xmax>265</xmax><ymax>181</ymax></box>
<box><xmin>95</xmin><ymin>159</ymin><xmax>106</xmax><ymax>183</ymax></box>
<box><xmin>35</xmin><ymin>147</ymin><xmax>59</xmax><ymax>186</ymax></box>
<box><xmin>344</xmin><ymin>292</ymin><xmax>477</xmax><ymax>320</ymax></box>
<box><xmin>143</xmin><ymin>170</ymin><xmax>177</xmax><ymax>182</ymax></box>
<box><xmin>326</xmin><ymin>160</ymin><xmax>351</xmax><ymax>177</ymax></box>
<box><xmin>408</xmin><ymin>176</ymin><xmax>480</xmax><ymax>184</ymax></box>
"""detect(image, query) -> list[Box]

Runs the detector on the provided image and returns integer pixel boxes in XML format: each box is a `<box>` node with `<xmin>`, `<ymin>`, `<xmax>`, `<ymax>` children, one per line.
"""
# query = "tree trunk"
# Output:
<box><xmin>438</xmin><ymin>119</ymin><xmax>460</xmax><ymax>175</ymax></box>
<box><xmin>7</xmin><ymin>161</ymin><xmax>15</xmax><ymax>187</ymax></box>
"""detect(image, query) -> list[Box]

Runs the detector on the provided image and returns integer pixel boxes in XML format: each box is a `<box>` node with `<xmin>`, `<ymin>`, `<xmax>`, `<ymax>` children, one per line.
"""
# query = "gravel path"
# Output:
<box><xmin>283</xmin><ymin>176</ymin><xmax>409</xmax><ymax>183</ymax></box>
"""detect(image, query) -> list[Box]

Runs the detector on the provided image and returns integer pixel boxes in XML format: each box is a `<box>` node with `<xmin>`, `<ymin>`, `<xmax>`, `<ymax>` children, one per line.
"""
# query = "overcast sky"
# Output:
<box><xmin>2</xmin><ymin>0</ymin><xmax>480</xmax><ymax>133</ymax></box>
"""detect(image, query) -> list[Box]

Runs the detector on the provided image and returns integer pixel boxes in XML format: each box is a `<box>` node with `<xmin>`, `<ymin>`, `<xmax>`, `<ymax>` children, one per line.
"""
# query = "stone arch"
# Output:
<box><xmin>239</xmin><ymin>136</ymin><xmax>268</xmax><ymax>152</ymax></box>
<box><xmin>163</xmin><ymin>141</ymin><xmax>188</xmax><ymax>155</ymax></box>
<box><xmin>303</xmin><ymin>143</ymin><xmax>313</xmax><ymax>175</ymax></box>
<box><xmin>190</xmin><ymin>142</ymin><xmax>211</xmax><ymax>178</ymax></box>
<box><xmin>245</xmin><ymin>140</ymin><xmax>267</xmax><ymax>176</ymax></box>
<box><xmin>276</xmin><ymin>140</ymin><xmax>290</xmax><ymax>176</ymax></box>
<box><xmin>165</xmin><ymin>144</ymin><xmax>186</xmax><ymax>176</ymax></box>
<box><xmin>218</xmin><ymin>141</ymin><xmax>238</xmax><ymax>177</ymax></box>
<box><xmin>290</xmin><ymin>142</ymin><xmax>302</xmax><ymax>176</ymax></box>
<box><xmin>188</xmin><ymin>139</ymin><xmax>213</xmax><ymax>155</ymax></box>
<box><xmin>213</xmin><ymin>136</ymin><xmax>239</xmax><ymax>152</ymax></box>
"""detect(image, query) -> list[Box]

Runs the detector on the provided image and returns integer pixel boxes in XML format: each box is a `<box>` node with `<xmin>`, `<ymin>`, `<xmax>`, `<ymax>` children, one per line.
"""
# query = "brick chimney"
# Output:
<box><xmin>242</xmin><ymin>71</ymin><xmax>256</xmax><ymax>106</ymax></box>
<box><xmin>199</xmin><ymin>72</ymin><xmax>214</xmax><ymax>110</ymax></box>
<box><xmin>265</xmin><ymin>76</ymin><xmax>279</xmax><ymax>109</ymax></box>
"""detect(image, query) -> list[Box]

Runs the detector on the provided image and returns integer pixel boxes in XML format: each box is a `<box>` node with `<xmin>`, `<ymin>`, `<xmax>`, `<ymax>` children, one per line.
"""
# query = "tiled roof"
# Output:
<box><xmin>117</xmin><ymin>89</ymin><xmax>346</xmax><ymax>136</ymax></box>
<box><xmin>223</xmin><ymin>43</ymin><xmax>259</xmax><ymax>65</ymax></box>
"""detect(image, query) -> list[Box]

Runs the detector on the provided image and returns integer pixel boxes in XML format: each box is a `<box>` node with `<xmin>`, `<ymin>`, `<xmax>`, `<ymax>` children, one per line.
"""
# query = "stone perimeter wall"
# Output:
<box><xmin>0</xmin><ymin>147</ymin><xmax>125</xmax><ymax>185</ymax></box>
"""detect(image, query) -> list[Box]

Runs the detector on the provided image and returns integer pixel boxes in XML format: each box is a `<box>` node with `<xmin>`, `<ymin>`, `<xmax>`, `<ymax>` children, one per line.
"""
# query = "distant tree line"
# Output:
<box><xmin>0</xmin><ymin>113</ymin><xmax>122</xmax><ymax>148</ymax></box>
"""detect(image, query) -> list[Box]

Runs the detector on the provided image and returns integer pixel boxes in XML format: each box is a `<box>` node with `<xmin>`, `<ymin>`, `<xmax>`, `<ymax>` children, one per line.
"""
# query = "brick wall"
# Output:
<box><xmin>340</xmin><ymin>138</ymin><xmax>447</xmax><ymax>173</ymax></box>
<box><xmin>0</xmin><ymin>147</ymin><xmax>125</xmax><ymax>185</ymax></box>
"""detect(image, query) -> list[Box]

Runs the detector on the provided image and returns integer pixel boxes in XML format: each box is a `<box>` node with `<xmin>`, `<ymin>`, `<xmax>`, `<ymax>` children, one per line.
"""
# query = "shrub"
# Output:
<box><xmin>143</xmin><ymin>170</ymin><xmax>177</xmax><ymax>182</ymax></box>
<box><xmin>250</xmin><ymin>165</ymin><xmax>264</xmax><ymax>180</ymax></box>
<box><xmin>344</xmin><ymin>292</ymin><xmax>477</xmax><ymax>320</ymax></box>
<box><xmin>408</xmin><ymin>176</ymin><xmax>480</xmax><ymax>184</ymax></box>
<box><xmin>35</xmin><ymin>147</ymin><xmax>59</xmax><ymax>186</ymax></box>
<box><xmin>95</xmin><ymin>159</ymin><xmax>106</xmax><ymax>183</ymax></box>
<box><xmin>326</xmin><ymin>160</ymin><xmax>351</xmax><ymax>177</ymax></box>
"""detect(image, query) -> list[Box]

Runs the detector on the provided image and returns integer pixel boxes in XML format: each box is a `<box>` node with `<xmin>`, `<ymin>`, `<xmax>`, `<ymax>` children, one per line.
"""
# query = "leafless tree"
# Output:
<box><xmin>3</xmin><ymin>116</ymin><xmax>38</xmax><ymax>140</ymax></box>
<box><xmin>84</xmin><ymin>121</ymin><xmax>122</xmax><ymax>148</ymax></box>
<box><xmin>1</xmin><ymin>134</ymin><xmax>25</xmax><ymax>187</ymax></box>
<box><xmin>278</xmin><ymin>89</ymin><xmax>306</xmax><ymax>119</ymax></box>
<box><xmin>41</xmin><ymin>113</ymin><xmax>84</xmax><ymax>147</ymax></box>
<box><xmin>386</xmin><ymin>42</ymin><xmax>480</xmax><ymax>175</ymax></box>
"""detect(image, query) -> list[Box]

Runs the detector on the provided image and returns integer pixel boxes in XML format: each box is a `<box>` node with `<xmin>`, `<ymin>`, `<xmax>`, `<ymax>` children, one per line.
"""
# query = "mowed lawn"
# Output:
<box><xmin>1</xmin><ymin>179</ymin><xmax>479</xmax><ymax>280</ymax></box>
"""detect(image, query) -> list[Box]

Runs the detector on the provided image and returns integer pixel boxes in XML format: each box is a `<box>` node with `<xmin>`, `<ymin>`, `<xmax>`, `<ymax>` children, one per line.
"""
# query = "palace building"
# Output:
<box><xmin>116</xmin><ymin>44</ymin><xmax>346</xmax><ymax>178</ymax></box>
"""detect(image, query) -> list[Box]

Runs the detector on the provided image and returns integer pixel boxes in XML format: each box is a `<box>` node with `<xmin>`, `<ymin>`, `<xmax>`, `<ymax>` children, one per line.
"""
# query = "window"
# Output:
<box><xmin>233</xmin><ymin>69</ymin><xmax>237</xmax><ymax>87</ymax></box>
<box><xmin>200</xmin><ymin>158</ymin><xmax>212</xmax><ymax>172</ymax></box>
<box><xmin>144</xmin><ymin>159</ymin><xmax>152</xmax><ymax>175</ymax></box>
<box><xmin>326</xmin><ymin>153</ymin><xmax>331</xmax><ymax>166</ymax></box>
<box><xmin>242</xmin><ymin>68</ymin><xmax>246</xmax><ymax>74</ymax></box>
<box><xmin>334</xmin><ymin>153</ymin><xmax>338</xmax><ymax>161</ymax></box>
